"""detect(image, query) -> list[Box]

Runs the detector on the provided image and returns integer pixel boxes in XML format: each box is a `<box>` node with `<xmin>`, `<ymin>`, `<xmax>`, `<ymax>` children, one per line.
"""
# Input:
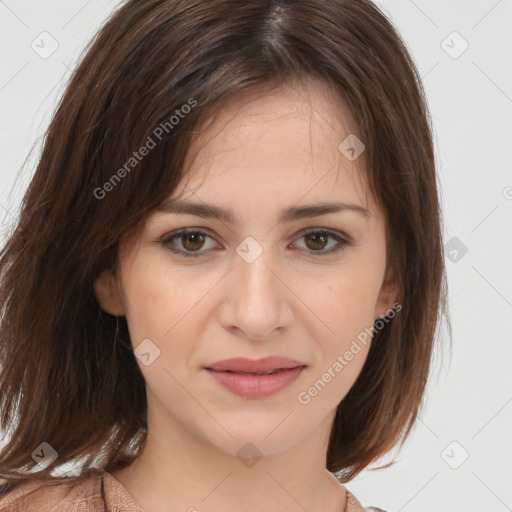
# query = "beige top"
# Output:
<box><xmin>0</xmin><ymin>468</ymin><xmax>386</xmax><ymax>511</ymax></box>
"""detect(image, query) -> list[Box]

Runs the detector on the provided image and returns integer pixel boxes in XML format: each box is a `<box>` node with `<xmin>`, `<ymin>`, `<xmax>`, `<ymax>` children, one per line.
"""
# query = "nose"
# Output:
<box><xmin>217</xmin><ymin>241</ymin><xmax>293</xmax><ymax>341</ymax></box>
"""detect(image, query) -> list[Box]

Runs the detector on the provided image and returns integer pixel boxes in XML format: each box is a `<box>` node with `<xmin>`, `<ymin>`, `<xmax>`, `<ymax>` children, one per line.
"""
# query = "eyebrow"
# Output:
<box><xmin>156</xmin><ymin>198</ymin><xmax>372</xmax><ymax>224</ymax></box>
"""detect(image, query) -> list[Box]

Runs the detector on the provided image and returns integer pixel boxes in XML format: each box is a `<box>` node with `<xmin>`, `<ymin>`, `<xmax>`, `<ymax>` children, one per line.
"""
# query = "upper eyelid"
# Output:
<box><xmin>159</xmin><ymin>228</ymin><xmax>355</xmax><ymax>262</ymax></box>
<box><xmin>160</xmin><ymin>226</ymin><xmax>353</xmax><ymax>246</ymax></box>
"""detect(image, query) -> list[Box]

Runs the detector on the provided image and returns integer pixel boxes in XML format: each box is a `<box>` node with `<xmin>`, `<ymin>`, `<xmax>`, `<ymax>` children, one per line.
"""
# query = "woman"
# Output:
<box><xmin>0</xmin><ymin>1</ymin><xmax>449</xmax><ymax>510</ymax></box>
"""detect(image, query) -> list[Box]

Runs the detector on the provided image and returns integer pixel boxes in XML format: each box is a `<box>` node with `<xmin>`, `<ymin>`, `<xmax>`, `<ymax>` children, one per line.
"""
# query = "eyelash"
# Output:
<box><xmin>159</xmin><ymin>228</ymin><xmax>352</xmax><ymax>259</ymax></box>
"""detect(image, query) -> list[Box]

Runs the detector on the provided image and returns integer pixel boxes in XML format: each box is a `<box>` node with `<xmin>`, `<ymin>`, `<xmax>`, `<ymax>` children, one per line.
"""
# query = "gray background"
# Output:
<box><xmin>1</xmin><ymin>1</ymin><xmax>511</xmax><ymax>511</ymax></box>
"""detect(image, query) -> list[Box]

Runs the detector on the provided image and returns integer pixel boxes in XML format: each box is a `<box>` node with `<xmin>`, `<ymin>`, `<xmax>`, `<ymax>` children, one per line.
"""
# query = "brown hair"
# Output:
<box><xmin>0</xmin><ymin>0</ymin><xmax>450</xmax><ymax>492</ymax></box>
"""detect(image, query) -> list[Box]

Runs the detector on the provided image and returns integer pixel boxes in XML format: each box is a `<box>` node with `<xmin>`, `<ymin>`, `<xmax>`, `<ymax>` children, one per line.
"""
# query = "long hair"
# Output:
<box><xmin>0</xmin><ymin>0</ymin><xmax>449</xmax><ymax>491</ymax></box>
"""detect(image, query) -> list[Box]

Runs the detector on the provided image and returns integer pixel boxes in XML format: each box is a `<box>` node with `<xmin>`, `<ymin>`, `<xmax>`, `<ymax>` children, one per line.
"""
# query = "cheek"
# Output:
<box><xmin>120</xmin><ymin>254</ymin><xmax>202</xmax><ymax>341</ymax></box>
<box><xmin>295</xmin><ymin>266</ymin><xmax>379</xmax><ymax>399</ymax></box>
<box><xmin>302</xmin><ymin>265</ymin><xmax>381</xmax><ymax>344</ymax></box>
<box><xmin>119</xmin><ymin>263</ymin><xmax>202</xmax><ymax>389</ymax></box>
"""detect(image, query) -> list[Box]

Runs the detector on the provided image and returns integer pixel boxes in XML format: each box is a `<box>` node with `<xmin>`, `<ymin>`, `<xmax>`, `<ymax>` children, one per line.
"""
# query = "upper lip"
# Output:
<box><xmin>204</xmin><ymin>356</ymin><xmax>307</xmax><ymax>373</ymax></box>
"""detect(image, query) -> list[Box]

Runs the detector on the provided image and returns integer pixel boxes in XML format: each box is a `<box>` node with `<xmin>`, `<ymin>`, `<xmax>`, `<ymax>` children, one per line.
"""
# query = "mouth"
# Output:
<box><xmin>203</xmin><ymin>361</ymin><xmax>307</xmax><ymax>399</ymax></box>
<box><xmin>204</xmin><ymin>356</ymin><xmax>308</xmax><ymax>374</ymax></box>
<box><xmin>206</xmin><ymin>367</ymin><xmax>305</xmax><ymax>375</ymax></box>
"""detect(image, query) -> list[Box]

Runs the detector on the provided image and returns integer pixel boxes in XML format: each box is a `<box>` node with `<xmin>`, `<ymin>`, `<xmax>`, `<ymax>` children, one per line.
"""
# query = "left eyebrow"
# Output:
<box><xmin>155</xmin><ymin>199</ymin><xmax>372</xmax><ymax>224</ymax></box>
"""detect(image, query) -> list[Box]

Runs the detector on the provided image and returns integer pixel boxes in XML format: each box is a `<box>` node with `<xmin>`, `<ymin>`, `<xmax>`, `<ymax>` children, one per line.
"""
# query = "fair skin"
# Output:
<box><xmin>94</xmin><ymin>78</ymin><xmax>398</xmax><ymax>512</ymax></box>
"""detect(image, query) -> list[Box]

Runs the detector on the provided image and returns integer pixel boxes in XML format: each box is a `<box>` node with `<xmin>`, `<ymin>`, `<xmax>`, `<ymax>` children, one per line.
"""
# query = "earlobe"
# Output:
<box><xmin>93</xmin><ymin>270</ymin><xmax>126</xmax><ymax>316</ymax></box>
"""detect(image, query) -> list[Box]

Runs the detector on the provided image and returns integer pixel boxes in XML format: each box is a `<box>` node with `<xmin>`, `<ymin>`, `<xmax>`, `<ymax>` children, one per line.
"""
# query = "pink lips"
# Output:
<box><xmin>204</xmin><ymin>356</ymin><xmax>307</xmax><ymax>399</ymax></box>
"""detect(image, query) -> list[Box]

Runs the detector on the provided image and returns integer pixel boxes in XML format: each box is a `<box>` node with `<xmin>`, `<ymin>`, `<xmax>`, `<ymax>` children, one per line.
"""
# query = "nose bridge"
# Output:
<box><xmin>220</xmin><ymin>234</ymin><xmax>287</xmax><ymax>337</ymax></box>
<box><xmin>234</xmin><ymin>234</ymin><xmax>278</xmax><ymax>298</ymax></box>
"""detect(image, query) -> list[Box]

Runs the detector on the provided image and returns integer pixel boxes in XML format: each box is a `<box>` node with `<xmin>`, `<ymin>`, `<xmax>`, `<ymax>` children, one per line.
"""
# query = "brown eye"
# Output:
<box><xmin>293</xmin><ymin>229</ymin><xmax>351</xmax><ymax>257</ymax></box>
<box><xmin>161</xmin><ymin>229</ymin><xmax>216</xmax><ymax>258</ymax></box>
<box><xmin>160</xmin><ymin>228</ymin><xmax>351</xmax><ymax>260</ymax></box>
<box><xmin>180</xmin><ymin>232</ymin><xmax>206</xmax><ymax>252</ymax></box>
<box><xmin>303</xmin><ymin>232</ymin><xmax>329</xmax><ymax>251</ymax></box>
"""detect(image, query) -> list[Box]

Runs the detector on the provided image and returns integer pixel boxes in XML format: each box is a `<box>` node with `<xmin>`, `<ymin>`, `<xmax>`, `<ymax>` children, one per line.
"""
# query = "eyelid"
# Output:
<box><xmin>159</xmin><ymin>226</ymin><xmax>353</xmax><ymax>242</ymax></box>
<box><xmin>158</xmin><ymin>226</ymin><xmax>354</xmax><ymax>259</ymax></box>
<box><xmin>292</xmin><ymin>227</ymin><xmax>353</xmax><ymax>244</ymax></box>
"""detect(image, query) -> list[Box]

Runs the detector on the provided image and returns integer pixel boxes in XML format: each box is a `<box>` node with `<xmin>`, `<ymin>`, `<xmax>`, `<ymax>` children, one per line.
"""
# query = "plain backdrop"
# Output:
<box><xmin>1</xmin><ymin>1</ymin><xmax>511</xmax><ymax>511</ymax></box>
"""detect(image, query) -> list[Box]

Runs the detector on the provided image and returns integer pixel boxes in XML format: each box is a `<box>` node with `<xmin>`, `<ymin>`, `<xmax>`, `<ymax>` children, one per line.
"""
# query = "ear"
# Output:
<box><xmin>93</xmin><ymin>270</ymin><xmax>126</xmax><ymax>316</ymax></box>
<box><xmin>374</xmin><ymin>265</ymin><xmax>399</xmax><ymax>321</ymax></box>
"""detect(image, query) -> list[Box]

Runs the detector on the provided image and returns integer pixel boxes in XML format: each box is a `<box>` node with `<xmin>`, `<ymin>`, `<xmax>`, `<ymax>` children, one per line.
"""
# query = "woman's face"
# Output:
<box><xmin>95</xmin><ymin>79</ymin><xmax>397</xmax><ymax>458</ymax></box>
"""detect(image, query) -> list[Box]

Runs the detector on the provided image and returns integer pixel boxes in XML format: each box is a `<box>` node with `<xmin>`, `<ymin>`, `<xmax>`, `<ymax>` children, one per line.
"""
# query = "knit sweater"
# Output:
<box><xmin>0</xmin><ymin>468</ymin><xmax>387</xmax><ymax>512</ymax></box>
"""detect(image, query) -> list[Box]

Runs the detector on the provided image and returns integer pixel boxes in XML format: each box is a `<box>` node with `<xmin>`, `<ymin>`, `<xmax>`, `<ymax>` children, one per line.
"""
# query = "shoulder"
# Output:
<box><xmin>0</xmin><ymin>469</ymin><xmax>105</xmax><ymax>512</ymax></box>
<box><xmin>346</xmin><ymin>490</ymin><xmax>389</xmax><ymax>512</ymax></box>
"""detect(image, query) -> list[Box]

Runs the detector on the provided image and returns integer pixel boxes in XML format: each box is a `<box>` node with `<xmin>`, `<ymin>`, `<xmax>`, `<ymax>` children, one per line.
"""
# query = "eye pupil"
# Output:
<box><xmin>162</xmin><ymin>229</ymin><xmax>348</xmax><ymax>259</ymax></box>
<box><xmin>305</xmin><ymin>233</ymin><xmax>327</xmax><ymax>251</ymax></box>
<box><xmin>182</xmin><ymin>232</ymin><xmax>205</xmax><ymax>251</ymax></box>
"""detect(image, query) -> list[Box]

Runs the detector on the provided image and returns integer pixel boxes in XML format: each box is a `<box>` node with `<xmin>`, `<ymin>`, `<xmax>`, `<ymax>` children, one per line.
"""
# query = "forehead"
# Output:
<box><xmin>171</xmin><ymin>79</ymin><xmax>374</xmax><ymax>220</ymax></box>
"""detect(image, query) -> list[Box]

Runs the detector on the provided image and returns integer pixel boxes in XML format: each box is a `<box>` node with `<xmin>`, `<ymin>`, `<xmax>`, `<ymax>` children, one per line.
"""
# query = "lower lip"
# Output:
<box><xmin>205</xmin><ymin>366</ymin><xmax>306</xmax><ymax>399</ymax></box>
